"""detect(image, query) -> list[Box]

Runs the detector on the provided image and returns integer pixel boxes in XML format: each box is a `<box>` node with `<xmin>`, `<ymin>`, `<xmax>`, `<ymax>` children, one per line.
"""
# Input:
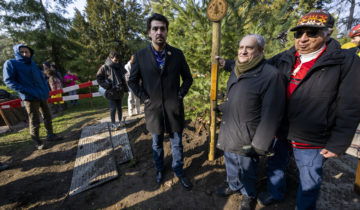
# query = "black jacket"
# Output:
<box><xmin>268</xmin><ymin>39</ymin><xmax>360</xmax><ymax>154</ymax></box>
<box><xmin>216</xmin><ymin>60</ymin><xmax>287</xmax><ymax>155</ymax></box>
<box><xmin>128</xmin><ymin>44</ymin><xmax>193</xmax><ymax>134</ymax></box>
<box><xmin>96</xmin><ymin>58</ymin><xmax>128</xmax><ymax>92</ymax></box>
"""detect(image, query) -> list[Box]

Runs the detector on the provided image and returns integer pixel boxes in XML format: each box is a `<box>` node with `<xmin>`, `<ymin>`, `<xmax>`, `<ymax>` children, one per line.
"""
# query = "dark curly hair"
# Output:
<box><xmin>109</xmin><ymin>51</ymin><xmax>120</xmax><ymax>59</ymax></box>
<box><xmin>146</xmin><ymin>13</ymin><xmax>169</xmax><ymax>32</ymax></box>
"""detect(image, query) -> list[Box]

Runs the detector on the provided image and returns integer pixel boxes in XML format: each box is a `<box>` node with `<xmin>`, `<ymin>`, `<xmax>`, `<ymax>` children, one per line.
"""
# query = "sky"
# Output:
<box><xmin>63</xmin><ymin>0</ymin><xmax>87</xmax><ymax>18</ymax></box>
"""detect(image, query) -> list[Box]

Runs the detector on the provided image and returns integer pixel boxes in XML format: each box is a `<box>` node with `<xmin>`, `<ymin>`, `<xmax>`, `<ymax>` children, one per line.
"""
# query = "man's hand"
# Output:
<box><xmin>144</xmin><ymin>98</ymin><xmax>151</xmax><ymax>106</ymax></box>
<box><xmin>320</xmin><ymin>148</ymin><xmax>338</xmax><ymax>158</ymax></box>
<box><xmin>215</xmin><ymin>56</ymin><xmax>226</xmax><ymax>68</ymax></box>
<box><xmin>242</xmin><ymin>145</ymin><xmax>275</xmax><ymax>157</ymax></box>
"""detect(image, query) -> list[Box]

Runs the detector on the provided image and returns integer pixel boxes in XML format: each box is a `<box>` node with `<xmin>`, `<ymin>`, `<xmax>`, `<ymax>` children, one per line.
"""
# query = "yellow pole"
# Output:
<box><xmin>208</xmin><ymin>21</ymin><xmax>221</xmax><ymax>161</ymax></box>
<box><xmin>355</xmin><ymin>159</ymin><xmax>360</xmax><ymax>195</ymax></box>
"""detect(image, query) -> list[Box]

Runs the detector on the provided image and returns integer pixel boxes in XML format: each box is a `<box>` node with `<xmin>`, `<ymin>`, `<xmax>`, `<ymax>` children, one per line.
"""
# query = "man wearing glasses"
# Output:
<box><xmin>257</xmin><ymin>10</ymin><xmax>360</xmax><ymax>209</ymax></box>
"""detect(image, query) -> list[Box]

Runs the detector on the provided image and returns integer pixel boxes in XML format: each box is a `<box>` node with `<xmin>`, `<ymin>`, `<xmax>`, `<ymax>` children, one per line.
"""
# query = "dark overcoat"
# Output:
<box><xmin>216</xmin><ymin>60</ymin><xmax>287</xmax><ymax>155</ymax></box>
<box><xmin>128</xmin><ymin>44</ymin><xmax>193</xmax><ymax>134</ymax></box>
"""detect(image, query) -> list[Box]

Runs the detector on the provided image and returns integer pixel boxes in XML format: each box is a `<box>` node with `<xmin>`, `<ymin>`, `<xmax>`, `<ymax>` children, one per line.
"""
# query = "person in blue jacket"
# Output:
<box><xmin>3</xmin><ymin>44</ymin><xmax>62</xmax><ymax>150</ymax></box>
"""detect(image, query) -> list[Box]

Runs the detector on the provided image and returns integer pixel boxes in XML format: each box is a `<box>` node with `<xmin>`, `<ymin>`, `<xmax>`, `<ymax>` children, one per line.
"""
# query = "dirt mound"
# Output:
<box><xmin>0</xmin><ymin>117</ymin><xmax>359</xmax><ymax>209</ymax></box>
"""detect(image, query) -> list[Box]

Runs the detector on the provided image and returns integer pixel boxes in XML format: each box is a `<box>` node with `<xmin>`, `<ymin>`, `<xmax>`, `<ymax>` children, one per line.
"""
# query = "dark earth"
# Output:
<box><xmin>1</xmin><ymin>114</ymin><xmax>359</xmax><ymax>210</ymax></box>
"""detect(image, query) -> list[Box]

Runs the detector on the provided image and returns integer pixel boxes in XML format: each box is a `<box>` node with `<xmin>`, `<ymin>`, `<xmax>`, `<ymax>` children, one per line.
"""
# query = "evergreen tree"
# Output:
<box><xmin>85</xmin><ymin>0</ymin><xmax>146</xmax><ymax>64</ymax></box>
<box><xmin>68</xmin><ymin>0</ymin><xmax>147</xmax><ymax>79</ymax></box>
<box><xmin>148</xmin><ymin>0</ymin><xmax>324</xmax><ymax>120</ymax></box>
<box><xmin>0</xmin><ymin>35</ymin><xmax>16</xmax><ymax>84</ymax></box>
<box><xmin>0</xmin><ymin>0</ymin><xmax>73</xmax><ymax>73</ymax></box>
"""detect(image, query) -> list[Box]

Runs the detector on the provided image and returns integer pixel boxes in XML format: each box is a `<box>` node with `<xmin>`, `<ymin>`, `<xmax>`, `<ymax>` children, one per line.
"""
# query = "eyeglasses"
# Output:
<box><xmin>294</xmin><ymin>29</ymin><xmax>321</xmax><ymax>39</ymax></box>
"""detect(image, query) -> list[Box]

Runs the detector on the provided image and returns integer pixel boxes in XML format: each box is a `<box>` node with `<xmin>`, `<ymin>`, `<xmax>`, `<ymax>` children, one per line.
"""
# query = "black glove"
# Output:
<box><xmin>242</xmin><ymin>145</ymin><xmax>257</xmax><ymax>157</ymax></box>
<box><xmin>242</xmin><ymin>145</ymin><xmax>274</xmax><ymax>157</ymax></box>
<box><xmin>144</xmin><ymin>98</ymin><xmax>151</xmax><ymax>106</ymax></box>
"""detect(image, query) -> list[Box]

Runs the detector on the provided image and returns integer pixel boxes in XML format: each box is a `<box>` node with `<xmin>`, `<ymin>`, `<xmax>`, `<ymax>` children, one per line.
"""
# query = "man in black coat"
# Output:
<box><xmin>255</xmin><ymin>10</ymin><xmax>360</xmax><ymax>210</ymax></box>
<box><xmin>215</xmin><ymin>34</ymin><xmax>286</xmax><ymax>210</ymax></box>
<box><xmin>128</xmin><ymin>13</ymin><xmax>193</xmax><ymax>190</ymax></box>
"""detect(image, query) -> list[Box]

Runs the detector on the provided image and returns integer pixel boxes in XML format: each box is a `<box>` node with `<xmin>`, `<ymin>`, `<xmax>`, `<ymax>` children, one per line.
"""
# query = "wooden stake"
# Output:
<box><xmin>208</xmin><ymin>21</ymin><xmax>221</xmax><ymax>161</ymax></box>
<box><xmin>355</xmin><ymin>159</ymin><xmax>360</xmax><ymax>195</ymax></box>
<box><xmin>0</xmin><ymin>108</ymin><xmax>12</xmax><ymax>131</ymax></box>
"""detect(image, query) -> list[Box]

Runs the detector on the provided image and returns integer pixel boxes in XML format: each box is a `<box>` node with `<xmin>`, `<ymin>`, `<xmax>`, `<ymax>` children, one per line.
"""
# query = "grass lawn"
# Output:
<box><xmin>0</xmin><ymin>94</ymin><xmax>127</xmax><ymax>151</ymax></box>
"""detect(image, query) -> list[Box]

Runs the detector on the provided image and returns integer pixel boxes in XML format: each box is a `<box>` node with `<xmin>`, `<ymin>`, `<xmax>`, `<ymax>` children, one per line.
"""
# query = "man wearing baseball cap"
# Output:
<box><xmin>257</xmin><ymin>10</ymin><xmax>360</xmax><ymax>209</ymax></box>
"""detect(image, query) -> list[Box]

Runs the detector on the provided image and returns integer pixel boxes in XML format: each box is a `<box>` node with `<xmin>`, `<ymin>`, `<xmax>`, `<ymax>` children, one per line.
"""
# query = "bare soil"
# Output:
<box><xmin>0</xmin><ymin>116</ymin><xmax>359</xmax><ymax>210</ymax></box>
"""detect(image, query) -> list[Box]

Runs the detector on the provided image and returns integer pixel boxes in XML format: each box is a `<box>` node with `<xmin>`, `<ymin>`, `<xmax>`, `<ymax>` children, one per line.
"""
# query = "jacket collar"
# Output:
<box><xmin>236</xmin><ymin>59</ymin><xmax>265</xmax><ymax>79</ymax></box>
<box><xmin>227</xmin><ymin>60</ymin><xmax>265</xmax><ymax>92</ymax></box>
<box><xmin>280</xmin><ymin>39</ymin><xmax>345</xmax><ymax>67</ymax></box>
<box><xmin>147</xmin><ymin>43</ymin><xmax>173</xmax><ymax>74</ymax></box>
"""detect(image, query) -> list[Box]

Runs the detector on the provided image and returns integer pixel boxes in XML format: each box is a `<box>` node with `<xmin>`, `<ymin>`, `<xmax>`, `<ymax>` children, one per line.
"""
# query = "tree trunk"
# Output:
<box><xmin>347</xmin><ymin>0</ymin><xmax>356</xmax><ymax>31</ymax></box>
<box><xmin>39</xmin><ymin>0</ymin><xmax>64</xmax><ymax>74</ymax></box>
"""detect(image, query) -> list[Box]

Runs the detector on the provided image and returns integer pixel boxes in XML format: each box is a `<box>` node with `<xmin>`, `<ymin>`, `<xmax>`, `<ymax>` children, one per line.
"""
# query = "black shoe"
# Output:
<box><xmin>34</xmin><ymin>142</ymin><xmax>44</xmax><ymax>150</ymax></box>
<box><xmin>216</xmin><ymin>185</ymin><xmax>241</xmax><ymax>197</ymax></box>
<box><xmin>257</xmin><ymin>191</ymin><xmax>277</xmax><ymax>206</ymax></box>
<box><xmin>239</xmin><ymin>196</ymin><xmax>254</xmax><ymax>210</ymax></box>
<box><xmin>179</xmin><ymin>176</ymin><xmax>193</xmax><ymax>191</ymax></box>
<box><xmin>0</xmin><ymin>162</ymin><xmax>9</xmax><ymax>172</ymax></box>
<box><xmin>46</xmin><ymin>133</ymin><xmax>63</xmax><ymax>142</ymax></box>
<box><xmin>32</xmin><ymin>138</ymin><xmax>44</xmax><ymax>150</ymax></box>
<box><xmin>156</xmin><ymin>171</ymin><xmax>163</xmax><ymax>184</ymax></box>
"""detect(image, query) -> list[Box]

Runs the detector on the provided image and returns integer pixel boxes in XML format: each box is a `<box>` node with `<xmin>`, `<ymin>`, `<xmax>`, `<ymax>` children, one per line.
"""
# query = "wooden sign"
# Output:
<box><xmin>206</xmin><ymin>0</ymin><xmax>228</xmax><ymax>22</ymax></box>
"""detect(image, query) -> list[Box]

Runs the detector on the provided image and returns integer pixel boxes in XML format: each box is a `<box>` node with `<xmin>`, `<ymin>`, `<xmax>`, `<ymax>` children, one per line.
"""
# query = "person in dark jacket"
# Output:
<box><xmin>128</xmin><ymin>13</ymin><xmax>193</xmax><ymax>190</ymax></box>
<box><xmin>215</xmin><ymin>34</ymin><xmax>286</xmax><ymax>210</ymax></box>
<box><xmin>96</xmin><ymin>51</ymin><xmax>128</xmax><ymax>131</ymax></box>
<box><xmin>251</xmin><ymin>10</ymin><xmax>360</xmax><ymax>210</ymax></box>
<box><xmin>3</xmin><ymin>44</ymin><xmax>62</xmax><ymax>150</ymax></box>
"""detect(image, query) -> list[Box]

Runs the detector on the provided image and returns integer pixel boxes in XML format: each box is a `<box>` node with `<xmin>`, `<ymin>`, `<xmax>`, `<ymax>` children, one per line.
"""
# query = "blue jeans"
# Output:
<box><xmin>109</xmin><ymin>99</ymin><xmax>122</xmax><ymax>123</ymax></box>
<box><xmin>224</xmin><ymin>151</ymin><xmax>259</xmax><ymax>198</ymax></box>
<box><xmin>267</xmin><ymin>140</ymin><xmax>325</xmax><ymax>210</ymax></box>
<box><xmin>152</xmin><ymin>132</ymin><xmax>184</xmax><ymax>177</ymax></box>
<box><xmin>69</xmin><ymin>90</ymin><xmax>78</xmax><ymax>104</ymax></box>
<box><xmin>266</xmin><ymin>139</ymin><xmax>292</xmax><ymax>201</ymax></box>
<box><xmin>293</xmin><ymin>147</ymin><xmax>324</xmax><ymax>210</ymax></box>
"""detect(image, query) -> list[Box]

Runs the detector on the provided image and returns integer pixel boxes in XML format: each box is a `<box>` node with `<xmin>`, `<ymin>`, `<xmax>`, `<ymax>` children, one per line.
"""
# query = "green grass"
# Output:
<box><xmin>0</xmin><ymin>95</ymin><xmax>128</xmax><ymax>150</ymax></box>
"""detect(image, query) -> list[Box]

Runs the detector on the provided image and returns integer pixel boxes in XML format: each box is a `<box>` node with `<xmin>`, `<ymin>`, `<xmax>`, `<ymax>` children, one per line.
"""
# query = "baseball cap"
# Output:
<box><xmin>290</xmin><ymin>10</ymin><xmax>334</xmax><ymax>31</ymax></box>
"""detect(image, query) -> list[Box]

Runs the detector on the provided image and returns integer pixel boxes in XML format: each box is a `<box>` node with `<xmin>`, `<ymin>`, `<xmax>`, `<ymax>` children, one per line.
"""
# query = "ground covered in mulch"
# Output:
<box><xmin>1</xmin><ymin>115</ymin><xmax>359</xmax><ymax>209</ymax></box>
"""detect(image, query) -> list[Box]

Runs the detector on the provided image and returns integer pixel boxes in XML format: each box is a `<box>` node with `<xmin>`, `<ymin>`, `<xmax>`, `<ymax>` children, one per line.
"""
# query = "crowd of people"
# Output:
<box><xmin>2</xmin><ymin>9</ymin><xmax>360</xmax><ymax>210</ymax></box>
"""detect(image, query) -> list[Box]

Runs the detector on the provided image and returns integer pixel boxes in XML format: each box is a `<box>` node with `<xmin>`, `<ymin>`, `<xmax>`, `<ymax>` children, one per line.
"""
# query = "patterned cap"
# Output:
<box><xmin>290</xmin><ymin>10</ymin><xmax>334</xmax><ymax>31</ymax></box>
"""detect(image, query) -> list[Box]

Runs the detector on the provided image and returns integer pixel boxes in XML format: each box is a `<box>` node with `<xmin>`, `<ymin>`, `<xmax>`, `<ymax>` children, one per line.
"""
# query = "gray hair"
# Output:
<box><xmin>241</xmin><ymin>34</ymin><xmax>265</xmax><ymax>50</ymax></box>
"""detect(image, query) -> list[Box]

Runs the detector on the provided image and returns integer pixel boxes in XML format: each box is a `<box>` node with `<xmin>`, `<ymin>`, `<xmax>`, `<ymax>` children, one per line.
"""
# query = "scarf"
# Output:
<box><xmin>151</xmin><ymin>44</ymin><xmax>166</xmax><ymax>71</ymax></box>
<box><xmin>234</xmin><ymin>54</ymin><xmax>264</xmax><ymax>78</ymax></box>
